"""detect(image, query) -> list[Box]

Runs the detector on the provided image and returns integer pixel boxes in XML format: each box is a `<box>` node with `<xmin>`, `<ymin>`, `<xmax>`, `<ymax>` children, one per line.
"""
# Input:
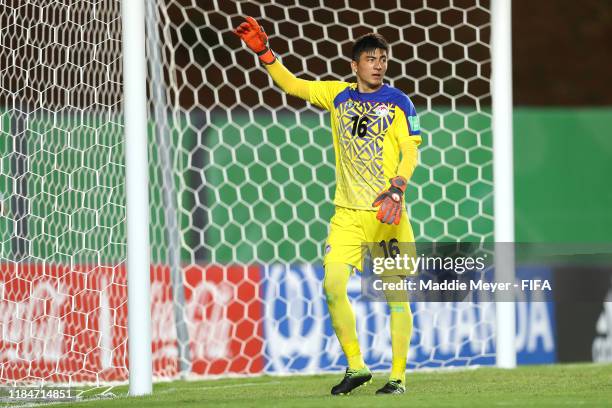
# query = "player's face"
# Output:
<box><xmin>351</xmin><ymin>48</ymin><xmax>388</xmax><ymax>91</ymax></box>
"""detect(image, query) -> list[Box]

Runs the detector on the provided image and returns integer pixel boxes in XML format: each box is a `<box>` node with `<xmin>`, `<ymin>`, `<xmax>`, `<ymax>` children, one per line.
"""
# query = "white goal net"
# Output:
<box><xmin>0</xmin><ymin>0</ymin><xmax>496</xmax><ymax>385</ymax></box>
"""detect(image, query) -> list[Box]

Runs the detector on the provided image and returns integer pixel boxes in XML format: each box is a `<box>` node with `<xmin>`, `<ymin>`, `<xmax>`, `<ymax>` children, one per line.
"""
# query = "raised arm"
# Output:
<box><xmin>264</xmin><ymin>60</ymin><xmax>310</xmax><ymax>101</ymax></box>
<box><xmin>234</xmin><ymin>16</ymin><xmax>309</xmax><ymax>101</ymax></box>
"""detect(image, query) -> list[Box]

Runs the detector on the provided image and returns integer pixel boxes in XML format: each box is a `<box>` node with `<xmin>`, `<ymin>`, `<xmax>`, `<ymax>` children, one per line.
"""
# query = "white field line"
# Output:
<box><xmin>155</xmin><ymin>380</ymin><xmax>283</xmax><ymax>394</ymax></box>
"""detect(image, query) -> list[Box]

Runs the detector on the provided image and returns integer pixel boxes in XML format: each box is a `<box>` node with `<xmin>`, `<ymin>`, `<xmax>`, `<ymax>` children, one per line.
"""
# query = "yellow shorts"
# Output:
<box><xmin>323</xmin><ymin>206</ymin><xmax>416</xmax><ymax>276</ymax></box>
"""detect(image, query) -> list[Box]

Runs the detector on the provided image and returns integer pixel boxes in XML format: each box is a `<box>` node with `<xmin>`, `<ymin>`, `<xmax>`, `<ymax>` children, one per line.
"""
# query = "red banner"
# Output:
<box><xmin>0</xmin><ymin>263</ymin><xmax>263</xmax><ymax>382</ymax></box>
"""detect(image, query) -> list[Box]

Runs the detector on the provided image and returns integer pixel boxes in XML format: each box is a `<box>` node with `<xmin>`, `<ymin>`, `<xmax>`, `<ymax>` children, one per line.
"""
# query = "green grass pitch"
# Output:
<box><xmin>18</xmin><ymin>363</ymin><xmax>612</xmax><ymax>407</ymax></box>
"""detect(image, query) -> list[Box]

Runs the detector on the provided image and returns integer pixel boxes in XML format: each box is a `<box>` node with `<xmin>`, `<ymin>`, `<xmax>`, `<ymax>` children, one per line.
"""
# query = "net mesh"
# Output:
<box><xmin>0</xmin><ymin>0</ymin><xmax>128</xmax><ymax>384</ymax></box>
<box><xmin>0</xmin><ymin>0</ymin><xmax>495</xmax><ymax>385</ymax></box>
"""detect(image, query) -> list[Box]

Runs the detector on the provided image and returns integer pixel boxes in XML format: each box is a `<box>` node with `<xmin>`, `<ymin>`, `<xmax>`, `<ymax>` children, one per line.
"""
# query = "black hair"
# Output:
<box><xmin>351</xmin><ymin>33</ymin><xmax>389</xmax><ymax>62</ymax></box>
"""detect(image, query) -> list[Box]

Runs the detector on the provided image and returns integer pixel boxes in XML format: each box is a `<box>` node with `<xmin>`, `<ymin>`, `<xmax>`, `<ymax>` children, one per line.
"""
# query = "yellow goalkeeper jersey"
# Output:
<box><xmin>308</xmin><ymin>81</ymin><xmax>422</xmax><ymax>210</ymax></box>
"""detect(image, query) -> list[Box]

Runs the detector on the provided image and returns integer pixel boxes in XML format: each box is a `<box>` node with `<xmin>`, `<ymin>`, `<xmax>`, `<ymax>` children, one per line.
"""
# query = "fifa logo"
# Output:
<box><xmin>263</xmin><ymin>264</ymin><xmax>324</xmax><ymax>372</ymax></box>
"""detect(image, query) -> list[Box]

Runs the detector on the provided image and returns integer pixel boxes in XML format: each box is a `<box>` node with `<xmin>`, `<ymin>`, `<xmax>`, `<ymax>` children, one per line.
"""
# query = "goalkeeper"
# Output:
<box><xmin>235</xmin><ymin>17</ymin><xmax>421</xmax><ymax>395</ymax></box>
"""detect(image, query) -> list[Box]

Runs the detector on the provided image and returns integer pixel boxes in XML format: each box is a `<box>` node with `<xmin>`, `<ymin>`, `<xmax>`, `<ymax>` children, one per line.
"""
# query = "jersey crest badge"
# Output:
<box><xmin>374</xmin><ymin>104</ymin><xmax>389</xmax><ymax>117</ymax></box>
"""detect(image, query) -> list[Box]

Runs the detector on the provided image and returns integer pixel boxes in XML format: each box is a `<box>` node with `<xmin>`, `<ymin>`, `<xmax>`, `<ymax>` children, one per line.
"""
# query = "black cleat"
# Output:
<box><xmin>330</xmin><ymin>367</ymin><xmax>372</xmax><ymax>395</ymax></box>
<box><xmin>375</xmin><ymin>379</ymin><xmax>406</xmax><ymax>395</ymax></box>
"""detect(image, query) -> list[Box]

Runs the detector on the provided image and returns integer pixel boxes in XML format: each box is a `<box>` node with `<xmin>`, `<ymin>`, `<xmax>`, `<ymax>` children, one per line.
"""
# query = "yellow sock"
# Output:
<box><xmin>324</xmin><ymin>262</ymin><xmax>365</xmax><ymax>370</ymax></box>
<box><xmin>383</xmin><ymin>276</ymin><xmax>413</xmax><ymax>383</ymax></box>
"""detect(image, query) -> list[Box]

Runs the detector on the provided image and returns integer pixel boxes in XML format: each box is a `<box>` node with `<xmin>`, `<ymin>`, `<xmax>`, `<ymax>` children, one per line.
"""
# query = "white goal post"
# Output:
<box><xmin>491</xmin><ymin>0</ymin><xmax>517</xmax><ymax>369</ymax></box>
<box><xmin>122</xmin><ymin>0</ymin><xmax>153</xmax><ymax>396</ymax></box>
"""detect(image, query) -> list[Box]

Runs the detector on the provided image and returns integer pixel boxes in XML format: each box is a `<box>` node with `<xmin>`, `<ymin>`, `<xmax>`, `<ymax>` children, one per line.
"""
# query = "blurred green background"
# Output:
<box><xmin>1</xmin><ymin>107</ymin><xmax>610</xmax><ymax>265</ymax></box>
<box><xmin>513</xmin><ymin>108</ymin><xmax>612</xmax><ymax>242</ymax></box>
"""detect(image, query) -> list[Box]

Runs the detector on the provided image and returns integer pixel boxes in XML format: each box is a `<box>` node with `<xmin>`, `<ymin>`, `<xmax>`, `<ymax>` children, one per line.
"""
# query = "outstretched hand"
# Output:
<box><xmin>233</xmin><ymin>16</ymin><xmax>276</xmax><ymax>64</ymax></box>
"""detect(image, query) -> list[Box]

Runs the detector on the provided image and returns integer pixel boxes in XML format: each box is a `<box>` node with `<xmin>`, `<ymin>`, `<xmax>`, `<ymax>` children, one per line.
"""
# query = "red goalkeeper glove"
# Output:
<box><xmin>372</xmin><ymin>176</ymin><xmax>407</xmax><ymax>225</ymax></box>
<box><xmin>233</xmin><ymin>16</ymin><xmax>276</xmax><ymax>64</ymax></box>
